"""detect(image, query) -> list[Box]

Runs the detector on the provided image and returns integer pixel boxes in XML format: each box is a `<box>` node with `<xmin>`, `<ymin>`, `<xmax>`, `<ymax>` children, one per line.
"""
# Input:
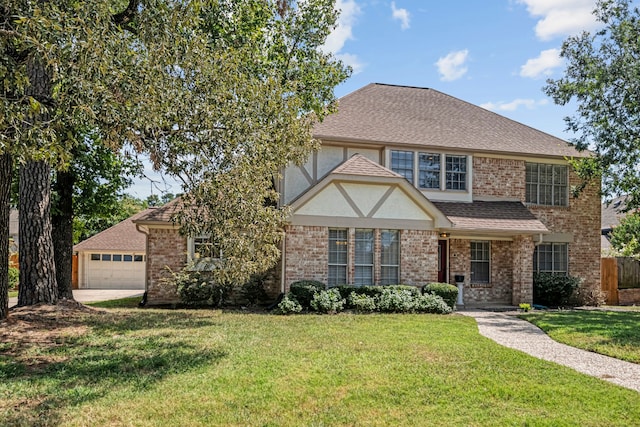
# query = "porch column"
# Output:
<box><xmin>512</xmin><ymin>235</ymin><xmax>534</xmax><ymax>305</ymax></box>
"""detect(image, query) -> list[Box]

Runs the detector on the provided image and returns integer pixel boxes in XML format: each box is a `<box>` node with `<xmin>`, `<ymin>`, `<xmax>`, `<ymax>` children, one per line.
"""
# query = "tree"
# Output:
<box><xmin>1</xmin><ymin>0</ymin><xmax>348</xmax><ymax>315</ymax></box>
<box><xmin>610</xmin><ymin>211</ymin><xmax>640</xmax><ymax>257</ymax></box>
<box><xmin>0</xmin><ymin>154</ymin><xmax>11</xmax><ymax>319</ymax></box>
<box><xmin>545</xmin><ymin>0</ymin><xmax>640</xmax><ymax>205</ymax></box>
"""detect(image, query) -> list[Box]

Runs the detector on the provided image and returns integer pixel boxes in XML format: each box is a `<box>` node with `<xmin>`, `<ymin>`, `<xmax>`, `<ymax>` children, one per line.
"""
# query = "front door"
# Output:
<box><xmin>438</xmin><ymin>240</ymin><xmax>448</xmax><ymax>283</ymax></box>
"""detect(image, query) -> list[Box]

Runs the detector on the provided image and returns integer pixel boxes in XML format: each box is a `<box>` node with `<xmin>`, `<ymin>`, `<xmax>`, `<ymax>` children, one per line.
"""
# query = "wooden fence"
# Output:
<box><xmin>601</xmin><ymin>257</ymin><xmax>640</xmax><ymax>305</ymax></box>
<box><xmin>7</xmin><ymin>254</ymin><xmax>79</xmax><ymax>289</ymax></box>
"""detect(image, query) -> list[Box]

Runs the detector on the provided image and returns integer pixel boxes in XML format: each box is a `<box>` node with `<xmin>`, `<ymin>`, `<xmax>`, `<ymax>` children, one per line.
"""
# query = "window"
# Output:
<box><xmin>192</xmin><ymin>235</ymin><xmax>220</xmax><ymax>260</ymax></box>
<box><xmin>418</xmin><ymin>153</ymin><xmax>440</xmax><ymax>189</ymax></box>
<box><xmin>328</xmin><ymin>229</ymin><xmax>348</xmax><ymax>286</ymax></box>
<box><xmin>445</xmin><ymin>155</ymin><xmax>467</xmax><ymax>190</ymax></box>
<box><xmin>90</xmin><ymin>254</ymin><xmax>100</xmax><ymax>261</ymax></box>
<box><xmin>380</xmin><ymin>230</ymin><xmax>400</xmax><ymax>285</ymax></box>
<box><xmin>470</xmin><ymin>241</ymin><xmax>490</xmax><ymax>283</ymax></box>
<box><xmin>391</xmin><ymin>150</ymin><xmax>414</xmax><ymax>183</ymax></box>
<box><xmin>534</xmin><ymin>243</ymin><xmax>568</xmax><ymax>275</ymax></box>
<box><xmin>101</xmin><ymin>254</ymin><xmax>111</xmax><ymax>261</ymax></box>
<box><xmin>123</xmin><ymin>254</ymin><xmax>133</xmax><ymax>262</ymax></box>
<box><xmin>354</xmin><ymin>229</ymin><xmax>374</xmax><ymax>286</ymax></box>
<box><xmin>526</xmin><ymin>163</ymin><xmax>568</xmax><ymax>206</ymax></box>
<box><xmin>112</xmin><ymin>254</ymin><xmax>122</xmax><ymax>262</ymax></box>
<box><xmin>134</xmin><ymin>255</ymin><xmax>144</xmax><ymax>262</ymax></box>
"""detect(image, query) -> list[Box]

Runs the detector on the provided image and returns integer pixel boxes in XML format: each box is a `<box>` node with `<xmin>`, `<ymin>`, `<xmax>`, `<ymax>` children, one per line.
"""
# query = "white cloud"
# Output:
<box><xmin>520</xmin><ymin>48</ymin><xmax>563</xmax><ymax>78</ymax></box>
<box><xmin>321</xmin><ymin>0</ymin><xmax>363</xmax><ymax>72</ymax></box>
<box><xmin>336</xmin><ymin>53</ymin><xmax>365</xmax><ymax>75</ymax></box>
<box><xmin>517</xmin><ymin>0</ymin><xmax>600</xmax><ymax>40</ymax></box>
<box><xmin>322</xmin><ymin>0</ymin><xmax>361</xmax><ymax>53</ymax></box>
<box><xmin>391</xmin><ymin>2</ymin><xmax>410</xmax><ymax>30</ymax></box>
<box><xmin>435</xmin><ymin>50</ymin><xmax>469</xmax><ymax>82</ymax></box>
<box><xmin>481</xmin><ymin>98</ymin><xmax>549</xmax><ymax>112</ymax></box>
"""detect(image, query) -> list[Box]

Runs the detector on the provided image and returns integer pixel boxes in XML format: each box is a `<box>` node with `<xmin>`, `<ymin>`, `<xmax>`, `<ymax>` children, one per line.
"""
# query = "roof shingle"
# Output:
<box><xmin>332</xmin><ymin>154</ymin><xmax>401</xmax><ymax>178</ymax></box>
<box><xmin>314</xmin><ymin>83</ymin><xmax>585</xmax><ymax>159</ymax></box>
<box><xmin>74</xmin><ymin>208</ymin><xmax>153</xmax><ymax>252</ymax></box>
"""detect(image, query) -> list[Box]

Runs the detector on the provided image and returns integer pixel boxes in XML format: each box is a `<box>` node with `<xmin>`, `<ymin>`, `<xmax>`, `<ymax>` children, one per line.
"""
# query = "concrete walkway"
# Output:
<box><xmin>460</xmin><ymin>310</ymin><xmax>640</xmax><ymax>393</ymax></box>
<box><xmin>9</xmin><ymin>289</ymin><xmax>143</xmax><ymax>308</ymax></box>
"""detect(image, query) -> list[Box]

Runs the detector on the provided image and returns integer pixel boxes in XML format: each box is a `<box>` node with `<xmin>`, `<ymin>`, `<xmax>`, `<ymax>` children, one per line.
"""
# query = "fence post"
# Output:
<box><xmin>601</xmin><ymin>257</ymin><xmax>619</xmax><ymax>305</ymax></box>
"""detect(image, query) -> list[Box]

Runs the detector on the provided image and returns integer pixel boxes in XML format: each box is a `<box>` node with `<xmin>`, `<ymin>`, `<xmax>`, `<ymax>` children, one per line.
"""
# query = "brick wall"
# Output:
<box><xmin>400</xmin><ymin>230</ymin><xmax>439</xmax><ymax>285</ymax></box>
<box><xmin>619</xmin><ymin>289</ymin><xmax>640</xmax><ymax>305</ymax></box>
<box><xmin>512</xmin><ymin>235</ymin><xmax>534</xmax><ymax>305</ymax></box>
<box><xmin>146</xmin><ymin>227</ymin><xmax>187</xmax><ymax>304</ymax></box>
<box><xmin>449</xmin><ymin>239</ymin><xmax>515</xmax><ymax>304</ymax></box>
<box><xmin>473</xmin><ymin>157</ymin><xmax>525</xmax><ymax>200</ymax></box>
<box><xmin>284</xmin><ymin>225</ymin><xmax>328</xmax><ymax>290</ymax></box>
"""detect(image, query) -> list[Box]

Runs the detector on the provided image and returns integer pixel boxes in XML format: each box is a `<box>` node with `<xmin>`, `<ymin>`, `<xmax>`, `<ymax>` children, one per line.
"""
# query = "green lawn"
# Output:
<box><xmin>521</xmin><ymin>309</ymin><xmax>640</xmax><ymax>364</ymax></box>
<box><xmin>2</xmin><ymin>307</ymin><xmax>639</xmax><ymax>427</ymax></box>
<box><xmin>8</xmin><ymin>291</ymin><xmax>17</xmax><ymax>298</ymax></box>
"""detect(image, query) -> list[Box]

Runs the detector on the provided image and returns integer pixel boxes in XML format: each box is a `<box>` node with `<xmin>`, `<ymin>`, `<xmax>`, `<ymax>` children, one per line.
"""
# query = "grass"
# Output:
<box><xmin>87</xmin><ymin>297</ymin><xmax>142</xmax><ymax>309</ymax></box>
<box><xmin>2</xmin><ymin>308</ymin><xmax>640</xmax><ymax>427</ymax></box>
<box><xmin>521</xmin><ymin>309</ymin><xmax>640</xmax><ymax>363</ymax></box>
<box><xmin>8</xmin><ymin>291</ymin><xmax>18</xmax><ymax>298</ymax></box>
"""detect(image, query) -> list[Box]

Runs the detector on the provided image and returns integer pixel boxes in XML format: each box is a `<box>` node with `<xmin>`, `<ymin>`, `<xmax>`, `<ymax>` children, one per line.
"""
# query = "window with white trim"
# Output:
<box><xmin>470</xmin><ymin>241</ymin><xmax>490</xmax><ymax>283</ymax></box>
<box><xmin>189</xmin><ymin>235</ymin><xmax>221</xmax><ymax>262</ymax></box>
<box><xmin>418</xmin><ymin>153</ymin><xmax>440</xmax><ymax>189</ymax></box>
<box><xmin>390</xmin><ymin>150</ymin><xmax>414</xmax><ymax>183</ymax></box>
<box><xmin>445</xmin><ymin>155</ymin><xmax>467</xmax><ymax>190</ymax></box>
<box><xmin>526</xmin><ymin>163</ymin><xmax>568</xmax><ymax>206</ymax></box>
<box><xmin>354</xmin><ymin>229</ymin><xmax>374</xmax><ymax>286</ymax></box>
<box><xmin>380</xmin><ymin>230</ymin><xmax>400</xmax><ymax>285</ymax></box>
<box><xmin>328</xmin><ymin>229</ymin><xmax>348</xmax><ymax>286</ymax></box>
<box><xmin>534</xmin><ymin>243</ymin><xmax>568</xmax><ymax>275</ymax></box>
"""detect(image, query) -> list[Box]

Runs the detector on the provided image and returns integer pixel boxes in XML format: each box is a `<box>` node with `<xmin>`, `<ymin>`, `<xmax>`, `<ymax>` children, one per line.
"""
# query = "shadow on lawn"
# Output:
<box><xmin>0</xmin><ymin>310</ymin><xmax>227</xmax><ymax>427</ymax></box>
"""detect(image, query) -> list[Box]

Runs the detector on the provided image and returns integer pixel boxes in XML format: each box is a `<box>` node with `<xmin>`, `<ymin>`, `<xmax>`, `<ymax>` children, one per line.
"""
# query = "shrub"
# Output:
<box><xmin>276</xmin><ymin>293</ymin><xmax>302</xmax><ymax>314</ymax></box>
<box><xmin>311</xmin><ymin>289</ymin><xmax>345</xmax><ymax>314</ymax></box>
<box><xmin>388</xmin><ymin>284</ymin><xmax>421</xmax><ymax>297</ymax></box>
<box><xmin>8</xmin><ymin>266</ymin><xmax>19</xmax><ymax>291</ymax></box>
<box><xmin>348</xmin><ymin>292</ymin><xmax>377</xmax><ymax>312</ymax></box>
<box><xmin>533</xmin><ymin>272</ymin><xmax>581</xmax><ymax>307</ymax></box>
<box><xmin>289</xmin><ymin>280</ymin><xmax>326</xmax><ymax>308</ymax></box>
<box><xmin>423</xmin><ymin>283</ymin><xmax>459</xmax><ymax>309</ymax></box>
<box><xmin>414</xmin><ymin>293</ymin><xmax>452</xmax><ymax>314</ymax></box>
<box><xmin>332</xmin><ymin>285</ymin><xmax>355</xmax><ymax>301</ymax></box>
<box><xmin>165</xmin><ymin>268</ymin><xmax>232</xmax><ymax>307</ymax></box>
<box><xmin>356</xmin><ymin>285</ymin><xmax>386</xmax><ymax>298</ymax></box>
<box><xmin>241</xmin><ymin>273</ymin><xmax>269</xmax><ymax>306</ymax></box>
<box><xmin>377</xmin><ymin>288</ymin><xmax>416</xmax><ymax>313</ymax></box>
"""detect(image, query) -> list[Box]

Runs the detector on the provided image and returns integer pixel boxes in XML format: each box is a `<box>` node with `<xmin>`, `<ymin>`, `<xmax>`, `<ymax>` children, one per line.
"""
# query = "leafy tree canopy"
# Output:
<box><xmin>545</xmin><ymin>0</ymin><xmax>640</xmax><ymax>206</ymax></box>
<box><xmin>610</xmin><ymin>211</ymin><xmax>640</xmax><ymax>257</ymax></box>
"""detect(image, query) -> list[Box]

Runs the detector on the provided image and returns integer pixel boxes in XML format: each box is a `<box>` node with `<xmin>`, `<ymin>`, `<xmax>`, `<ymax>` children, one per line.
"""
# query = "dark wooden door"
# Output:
<box><xmin>438</xmin><ymin>240</ymin><xmax>448</xmax><ymax>283</ymax></box>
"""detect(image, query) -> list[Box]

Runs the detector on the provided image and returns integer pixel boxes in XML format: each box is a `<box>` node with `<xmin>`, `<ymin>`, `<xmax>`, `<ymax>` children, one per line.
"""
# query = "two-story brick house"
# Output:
<box><xmin>136</xmin><ymin>83</ymin><xmax>601</xmax><ymax>306</ymax></box>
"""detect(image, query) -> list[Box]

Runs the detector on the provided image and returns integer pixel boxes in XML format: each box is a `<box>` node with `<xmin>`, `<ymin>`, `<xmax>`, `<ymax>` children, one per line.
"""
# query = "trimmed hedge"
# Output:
<box><xmin>423</xmin><ymin>282</ymin><xmax>459</xmax><ymax>309</ymax></box>
<box><xmin>311</xmin><ymin>289</ymin><xmax>345</xmax><ymax>314</ymax></box>
<box><xmin>533</xmin><ymin>272</ymin><xmax>581</xmax><ymax>307</ymax></box>
<box><xmin>289</xmin><ymin>280</ymin><xmax>326</xmax><ymax>309</ymax></box>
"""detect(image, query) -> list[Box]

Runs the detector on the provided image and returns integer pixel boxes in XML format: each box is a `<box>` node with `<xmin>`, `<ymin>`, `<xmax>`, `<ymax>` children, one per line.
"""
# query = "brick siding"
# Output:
<box><xmin>146</xmin><ymin>227</ymin><xmax>187</xmax><ymax>304</ymax></box>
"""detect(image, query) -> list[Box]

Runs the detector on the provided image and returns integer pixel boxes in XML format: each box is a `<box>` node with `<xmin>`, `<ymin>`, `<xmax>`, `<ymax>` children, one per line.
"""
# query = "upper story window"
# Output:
<box><xmin>392</xmin><ymin>150</ymin><xmax>468</xmax><ymax>192</ymax></box>
<box><xmin>419</xmin><ymin>153</ymin><xmax>440</xmax><ymax>189</ymax></box>
<box><xmin>390</xmin><ymin>150</ymin><xmax>414</xmax><ymax>183</ymax></box>
<box><xmin>526</xmin><ymin>163</ymin><xmax>568</xmax><ymax>206</ymax></box>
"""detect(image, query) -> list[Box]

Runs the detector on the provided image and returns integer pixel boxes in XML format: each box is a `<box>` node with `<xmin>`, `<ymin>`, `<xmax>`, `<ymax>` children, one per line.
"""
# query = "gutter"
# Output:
<box><xmin>135</xmin><ymin>223</ymin><xmax>150</xmax><ymax>306</ymax></box>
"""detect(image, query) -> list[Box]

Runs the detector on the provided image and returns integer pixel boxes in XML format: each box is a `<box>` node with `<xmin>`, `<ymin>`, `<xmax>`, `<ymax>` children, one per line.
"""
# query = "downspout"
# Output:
<box><xmin>280</xmin><ymin>230</ymin><xmax>286</xmax><ymax>294</ymax></box>
<box><xmin>136</xmin><ymin>223</ymin><xmax>149</xmax><ymax>307</ymax></box>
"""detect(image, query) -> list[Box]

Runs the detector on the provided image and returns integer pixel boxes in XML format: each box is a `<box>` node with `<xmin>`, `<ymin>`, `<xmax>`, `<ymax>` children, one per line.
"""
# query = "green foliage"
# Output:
<box><xmin>545</xmin><ymin>0</ymin><xmax>640</xmax><ymax>203</ymax></box>
<box><xmin>423</xmin><ymin>282</ymin><xmax>459</xmax><ymax>309</ymax></box>
<box><xmin>240</xmin><ymin>273</ymin><xmax>269</xmax><ymax>306</ymax></box>
<box><xmin>414</xmin><ymin>293</ymin><xmax>452</xmax><ymax>314</ymax></box>
<box><xmin>164</xmin><ymin>267</ymin><xmax>232</xmax><ymax>307</ymax></box>
<box><xmin>533</xmin><ymin>273</ymin><xmax>582</xmax><ymax>307</ymax></box>
<box><xmin>348</xmin><ymin>293</ymin><xmax>377</xmax><ymax>313</ymax></box>
<box><xmin>377</xmin><ymin>288</ymin><xmax>418</xmax><ymax>313</ymax></box>
<box><xmin>276</xmin><ymin>293</ymin><xmax>303</xmax><ymax>315</ymax></box>
<box><xmin>310</xmin><ymin>288</ymin><xmax>345</xmax><ymax>314</ymax></box>
<box><xmin>73</xmin><ymin>193</ymin><xmax>147</xmax><ymax>244</ymax></box>
<box><xmin>289</xmin><ymin>280</ymin><xmax>326</xmax><ymax>309</ymax></box>
<box><xmin>610</xmin><ymin>211</ymin><xmax>640</xmax><ymax>257</ymax></box>
<box><xmin>331</xmin><ymin>285</ymin><xmax>356</xmax><ymax>300</ymax></box>
<box><xmin>8</xmin><ymin>266</ymin><xmax>19</xmax><ymax>291</ymax></box>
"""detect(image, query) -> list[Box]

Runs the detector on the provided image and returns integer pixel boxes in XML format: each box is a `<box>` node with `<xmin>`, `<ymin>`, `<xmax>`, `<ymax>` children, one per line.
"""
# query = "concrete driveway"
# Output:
<box><xmin>9</xmin><ymin>289</ymin><xmax>143</xmax><ymax>307</ymax></box>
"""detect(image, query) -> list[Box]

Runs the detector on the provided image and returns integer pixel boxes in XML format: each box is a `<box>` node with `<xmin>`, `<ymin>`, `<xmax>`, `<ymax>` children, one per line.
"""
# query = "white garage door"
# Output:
<box><xmin>84</xmin><ymin>252</ymin><xmax>146</xmax><ymax>289</ymax></box>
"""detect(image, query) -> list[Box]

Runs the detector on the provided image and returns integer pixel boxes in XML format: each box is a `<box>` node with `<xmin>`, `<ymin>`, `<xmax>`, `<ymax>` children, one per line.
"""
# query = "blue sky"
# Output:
<box><xmin>128</xmin><ymin>0</ymin><xmax>601</xmax><ymax>198</ymax></box>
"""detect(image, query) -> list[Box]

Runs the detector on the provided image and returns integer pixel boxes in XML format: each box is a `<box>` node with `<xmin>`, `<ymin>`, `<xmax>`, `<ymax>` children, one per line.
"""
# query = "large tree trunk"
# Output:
<box><xmin>18</xmin><ymin>161</ymin><xmax>58</xmax><ymax>306</ymax></box>
<box><xmin>0</xmin><ymin>154</ymin><xmax>12</xmax><ymax>320</ymax></box>
<box><xmin>52</xmin><ymin>170</ymin><xmax>75</xmax><ymax>300</ymax></box>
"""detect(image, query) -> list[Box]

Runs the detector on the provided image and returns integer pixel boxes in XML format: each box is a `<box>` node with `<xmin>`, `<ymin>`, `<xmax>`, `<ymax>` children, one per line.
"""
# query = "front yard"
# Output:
<box><xmin>1</xmin><ymin>303</ymin><xmax>639</xmax><ymax>426</ymax></box>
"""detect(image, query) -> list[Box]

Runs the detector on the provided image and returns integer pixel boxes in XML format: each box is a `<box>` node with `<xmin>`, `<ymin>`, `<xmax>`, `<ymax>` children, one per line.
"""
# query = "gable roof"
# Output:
<box><xmin>332</xmin><ymin>153</ymin><xmax>402</xmax><ymax>178</ymax></box>
<box><xmin>133</xmin><ymin>197</ymin><xmax>182</xmax><ymax>225</ymax></box>
<box><xmin>432</xmin><ymin>201</ymin><xmax>549</xmax><ymax>234</ymax></box>
<box><xmin>314</xmin><ymin>83</ymin><xmax>585</xmax><ymax>159</ymax></box>
<box><xmin>601</xmin><ymin>196</ymin><xmax>629</xmax><ymax>232</ymax></box>
<box><xmin>74</xmin><ymin>209</ymin><xmax>152</xmax><ymax>252</ymax></box>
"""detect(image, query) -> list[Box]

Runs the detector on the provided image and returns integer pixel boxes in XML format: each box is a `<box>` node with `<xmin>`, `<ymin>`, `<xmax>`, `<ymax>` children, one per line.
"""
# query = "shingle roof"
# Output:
<box><xmin>601</xmin><ymin>196</ymin><xmax>629</xmax><ymax>231</ymax></box>
<box><xmin>333</xmin><ymin>154</ymin><xmax>401</xmax><ymax>178</ymax></box>
<box><xmin>314</xmin><ymin>83</ymin><xmax>585</xmax><ymax>159</ymax></box>
<box><xmin>133</xmin><ymin>197</ymin><xmax>182</xmax><ymax>224</ymax></box>
<box><xmin>433</xmin><ymin>201</ymin><xmax>549</xmax><ymax>234</ymax></box>
<box><xmin>74</xmin><ymin>209</ymin><xmax>153</xmax><ymax>252</ymax></box>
